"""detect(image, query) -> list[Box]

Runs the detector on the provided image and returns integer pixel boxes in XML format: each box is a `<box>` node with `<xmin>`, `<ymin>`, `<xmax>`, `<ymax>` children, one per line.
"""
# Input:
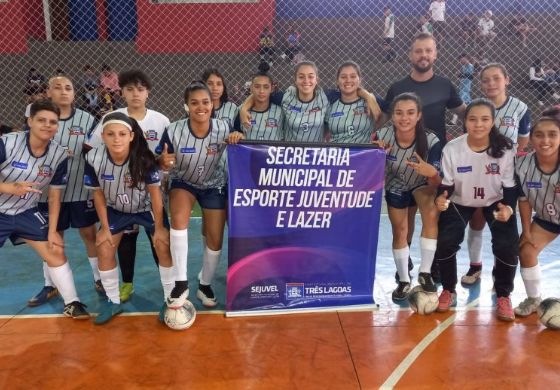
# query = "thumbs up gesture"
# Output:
<box><xmin>159</xmin><ymin>143</ymin><xmax>176</xmax><ymax>171</ymax></box>
<box><xmin>435</xmin><ymin>190</ymin><xmax>450</xmax><ymax>212</ymax></box>
<box><xmin>493</xmin><ymin>202</ymin><xmax>514</xmax><ymax>222</ymax></box>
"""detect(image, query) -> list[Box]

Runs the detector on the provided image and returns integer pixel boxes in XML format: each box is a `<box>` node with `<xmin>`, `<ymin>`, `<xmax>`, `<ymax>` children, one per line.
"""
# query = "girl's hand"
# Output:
<box><xmin>493</xmin><ymin>202</ymin><xmax>513</xmax><ymax>222</ymax></box>
<box><xmin>153</xmin><ymin>226</ymin><xmax>170</xmax><ymax>247</ymax></box>
<box><xmin>240</xmin><ymin>110</ymin><xmax>252</xmax><ymax>129</ymax></box>
<box><xmin>228</xmin><ymin>131</ymin><xmax>244</xmax><ymax>144</ymax></box>
<box><xmin>435</xmin><ymin>190</ymin><xmax>450</xmax><ymax>212</ymax></box>
<box><xmin>372</xmin><ymin>139</ymin><xmax>392</xmax><ymax>154</ymax></box>
<box><xmin>6</xmin><ymin>182</ymin><xmax>42</xmax><ymax>197</ymax></box>
<box><xmin>406</xmin><ymin>152</ymin><xmax>438</xmax><ymax>178</ymax></box>
<box><xmin>48</xmin><ymin>231</ymin><xmax>64</xmax><ymax>250</ymax></box>
<box><xmin>159</xmin><ymin>143</ymin><xmax>176</xmax><ymax>171</ymax></box>
<box><xmin>96</xmin><ymin>226</ymin><xmax>114</xmax><ymax>248</ymax></box>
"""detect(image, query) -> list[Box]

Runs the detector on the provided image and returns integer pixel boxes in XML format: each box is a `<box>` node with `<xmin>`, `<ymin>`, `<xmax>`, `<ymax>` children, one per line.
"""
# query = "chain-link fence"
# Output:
<box><xmin>1</xmin><ymin>1</ymin><xmax>560</xmax><ymax>135</ymax></box>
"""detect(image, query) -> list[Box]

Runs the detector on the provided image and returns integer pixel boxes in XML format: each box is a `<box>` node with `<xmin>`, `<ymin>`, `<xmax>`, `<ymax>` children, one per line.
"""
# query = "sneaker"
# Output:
<box><xmin>496</xmin><ymin>296</ymin><xmax>515</xmax><ymax>322</ymax></box>
<box><xmin>197</xmin><ymin>284</ymin><xmax>218</xmax><ymax>307</ymax></box>
<box><xmin>514</xmin><ymin>297</ymin><xmax>542</xmax><ymax>317</ymax></box>
<box><xmin>166</xmin><ymin>283</ymin><xmax>189</xmax><ymax>309</ymax></box>
<box><xmin>461</xmin><ymin>265</ymin><xmax>482</xmax><ymax>286</ymax></box>
<box><xmin>28</xmin><ymin>286</ymin><xmax>59</xmax><ymax>307</ymax></box>
<box><xmin>119</xmin><ymin>282</ymin><xmax>134</xmax><ymax>302</ymax></box>
<box><xmin>94</xmin><ymin>301</ymin><xmax>124</xmax><ymax>325</ymax></box>
<box><xmin>391</xmin><ymin>282</ymin><xmax>411</xmax><ymax>301</ymax></box>
<box><xmin>437</xmin><ymin>289</ymin><xmax>457</xmax><ymax>312</ymax></box>
<box><xmin>63</xmin><ymin>301</ymin><xmax>90</xmax><ymax>320</ymax></box>
<box><xmin>394</xmin><ymin>257</ymin><xmax>414</xmax><ymax>284</ymax></box>
<box><xmin>94</xmin><ymin>280</ymin><xmax>106</xmax><ymax>296</ymax></box>
<box><xmin>418</xmin><ymin>272</ymin><xmax>437</xmax><ymax>293</ymax></box>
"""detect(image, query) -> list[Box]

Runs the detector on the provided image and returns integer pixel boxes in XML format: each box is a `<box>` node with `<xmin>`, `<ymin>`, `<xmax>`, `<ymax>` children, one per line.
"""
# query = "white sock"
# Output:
<box><xmin>419</xmin><ymin>237</ymin><xmax>437</xmax><ymax>273</ymax></box>
<box><xmin>99</xmin><ymin>267</ymin><xmax>120</xmax><ymax>304</ymax></box>
<box><xmin>520</xmin><ymin>264</ymin><xmax>541</xmax><ymax>299</ymax></box>
<box><xmin>43</xmin><ymin>261</ymin><xmax>54</xmax><ymax>287</ymax></box>
<box><xmin>48</xmin><ymin>262</ymin><xmax>78</xmax><ymax>305</ymax></box>
<box><xmin>200</xmin><ymin>246</ymin><xmax>222</xmax><ymax>286</ymax></box>
<box><xmin>159</xmin><ymin>265</ymin><xmax>175</xmax><ymax>299</ymax></box>
<box><xmin>88</xmin><ymin>256</ymin><xmax>101</xmax><ymax>281</ymax></box>
<box><xmin>467</xmin><ymin>227</ymin><xmax>483</xmax><ymax>266</ymax></box>
<box><xmin>393</xmin><ymin>246</ymin><xmax>410</xmax><ymax>283</ymax></box>
<box><xmin>170</xmin><ymin>228</ymin><xmax>189</xmax><ymax>282</ymax></box>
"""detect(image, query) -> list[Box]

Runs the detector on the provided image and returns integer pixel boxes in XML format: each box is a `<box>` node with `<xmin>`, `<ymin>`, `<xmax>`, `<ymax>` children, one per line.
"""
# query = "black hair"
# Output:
<box><xmin>183</xmin><ymin>80</ymin><xmax>212</xmax><ymax>103</ymax></box>
<box><xmin>390</xmin><ymin>92</ymin><xmax>429</xmax><ymax>159</ymax></box>
<box><xmin>118</xmin><ymin>69</ymin><xmax>152</xmax><ymax>90</ymax></box>
<box><xmin>336</xmin><ymin>61</ymin><xmax>362</xmax><ymax>79</ymax></box>
<box><xmin>251</xmin><ymin>71</ymin><xmax>273</xmax><ymax>85</ymax></box>
<box><xmin>412</xmin><ymin>32</ymin><xmax>436</xmax><ymax>47</ymax></box>
<box><xmin>201</xmin><ymin>68</ymin><xmax>229</xmax><ymax>104</ymax></box>
<box><xmin>30</xmin><ymin>99</ymin><xmax>60</xmax><ymax>118</ymax></box>
<box><xmin>258</xmin><ymin>59</ymin><xmax>271</xmax><ymax>73</ymax></box>
<box><xmin>102</xmin><ymin>112</ymin><xmax>157</xmax><ymax>190</ymax></box>
<box><xmin>464</xmin><ymin>98</ymin><xmax>513</xmax><ymax>158</ymax></box>
<box><xmin>481</xmin><ymin>62</ymin><xmax>509</xmax><ymax>79</ymax></box>
<box><xmin>531</xmin><ymin>107</ymin><xmax>560</xmax><ymax>137</ymax></box>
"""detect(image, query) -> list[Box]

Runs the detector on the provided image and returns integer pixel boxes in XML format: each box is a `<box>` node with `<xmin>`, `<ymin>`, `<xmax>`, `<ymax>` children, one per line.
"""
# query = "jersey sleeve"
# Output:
<box><xmin>446</xmin><ymin>82</ymin><xmax>464</xmax><ymax>110</ymax></box>
<box><xmin>145</xmin><ymin>168</ymin><xmax>161</xmax><ymax>186</ymax></box>
<box><xmin>440</xmin><ymin>146</ymin><xmax>455</xmax><ymax>187</ymax></box>
<box><xmin>515</xmin><ymin>172</ymin><xmax>527</xmax><ymax>200</ymax></box>
<box><xmin>270</xmin><ymin>91</ymin><xmax>285</xmax><ymax>106</ymax></box>
<box><xmin>427</xmin><ymin>141</ymin><xmax>443</xmax><ymax>174</ymax></box>
<box><xmin>154</xmin><ymin>128</ymin><xmax>174</xmax><ymax>155</ymax></box>
<box><xmin>83</xmin><ymin>161</ymin><xmax>100</xmax><ymax>189</ymax></box>
<box><xmin>325</xmin><ymin>89</ymin><xmax>341</xmax><ymax>104</ymax></box>
<box><xmin>233</xmin><ymin>112</ymin><xmax>243</xmax><ymax>132</ymax></box>
<box><xmin>50</xmin><ymin>157</ymin><xmax>68</xmax><ymax>188</ymax></box>
<box><xmin>0</xmin><ymin>138</ymin><xmax>6</xmax><ymax>165</ymax></box>
<box><xmin>518</xmin><ymin>110</ymin><xmax>531</xmax><ymax>138</ymax></box>
<box><xmin>501</xmin><ymin>149</ymin><xmax>517</xmax><ymax>189</ymax></box>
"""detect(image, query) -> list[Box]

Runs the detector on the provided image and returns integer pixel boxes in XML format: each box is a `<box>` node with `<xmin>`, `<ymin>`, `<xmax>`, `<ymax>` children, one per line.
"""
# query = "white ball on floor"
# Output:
<box><xmin>164</xmin><ymin>299</ymin><xmax>197</xmax><ymax>330</ymax></box>
<box><xmin>537</xmin><ymin>297</ymin><xmax>560</xmax><ymax>330</ymax></box>
<box><xmin>408</xmin><ymin>285</ymin><xmax>439</xmax><ymax>315</ymax></box>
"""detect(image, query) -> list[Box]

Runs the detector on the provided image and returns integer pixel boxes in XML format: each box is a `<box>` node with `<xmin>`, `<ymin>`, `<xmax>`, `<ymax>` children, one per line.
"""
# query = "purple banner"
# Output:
<box><xmin>226</xmin><ymin>143</ymin><xmax>385</xmax><ymax>315</ymax></box>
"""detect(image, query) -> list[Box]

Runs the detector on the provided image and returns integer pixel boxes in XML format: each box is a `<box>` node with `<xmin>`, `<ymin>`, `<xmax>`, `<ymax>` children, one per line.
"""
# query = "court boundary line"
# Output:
<box><xmin>379</xmin><ymin>298</ymin><xmax>481</xmax><ymax>389</ymax></box>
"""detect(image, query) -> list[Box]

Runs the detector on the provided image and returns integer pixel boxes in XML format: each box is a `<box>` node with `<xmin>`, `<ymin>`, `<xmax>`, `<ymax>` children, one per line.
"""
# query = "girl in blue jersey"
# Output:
<box><xmin>373</xmin><ymin>93</ymin><xmax>442</xmax><ymax>301</ymax></box>
<box><xmin>84</xmin><ymin>112</ymin><xmax>175</xmax><ymax>325</ymax></box>
<box><xmin>158</xmin><ymin>82</ymin><xmax>243</xmax><ymax>309</ymax></box>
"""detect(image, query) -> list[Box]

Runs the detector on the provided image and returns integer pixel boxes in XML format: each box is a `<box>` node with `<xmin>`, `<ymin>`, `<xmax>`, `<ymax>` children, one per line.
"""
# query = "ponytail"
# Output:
<box><xmin>128</xmin><ymin>118</ymin><xmax>157</xmax><ymax>189</ymax></box>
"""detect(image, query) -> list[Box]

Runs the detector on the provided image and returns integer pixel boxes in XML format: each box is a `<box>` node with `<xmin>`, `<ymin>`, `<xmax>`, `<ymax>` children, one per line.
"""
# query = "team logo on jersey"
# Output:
<box><xmin>353</xmin><ymin>107</ymin><xmax>368</xmax><ymax>116</ymax></box>
<box><xmin>308</xmin><ymin>106</ymin><xmax>322</xmax><ymax>113</ymax></box>
<box><xmin>457</xmin><ymin>166</ymin><xmax>473</xmax><ymax>173</ymax></box>
<box><xmin>500</xmin><ymin>117</ymin><xmax>516</xmax><ymax>128</ymax></box>
<box><xmin>11</xmin><ymin>161</ymin><xmax>28</xmax><ymax>170</ymax></box>
<box><xmin>288</xmin><ymin>105</ymin><xmax>302</xmax><ymax>113</ymax></box>
<box><xmin>206</xmin><ymin>144</ymin><xmax>218</xmax><ymax>156</ymax></box>
<box><xmin>527</xmin><ymin>181</ymin><xmax>542</xmax><ymax>189</ymax></box>
<box><xmin>266</xmin><ymin>118</ymin><xmax>278</xmax><ymax>128</ymax></box>
<box><xmin>69</xmin><ymin>126</ymin><xmax>85</xmax><ymax>136</ymax></box>
<box><xmin>285</xmin><ymin>283</ymin><xmax>304</xmax><ymax>300</ymax></box>
<box><xmin>330</xmin><ymin>111</ymin><xmax>344</xmax><ymax>118</ymax></box>
<box><xmin>180</xmin><ymin>147</ymin><xmax>196</xmax><ymax>154</ymax></box>
<box><xmin>432</xmin><ymin>161</ymin><xmax>441</xmax><ymax>171</ymax></box>
<box><xmin>37</xmin><ymin>165</ymin><xmax>53</xmax><ymax>177</ymax></box>
<box><xmin>485</xmin><ymin>163</ymin><xmax>500</xmax><ymax>175</ymax></box>
<box><xmin>144</xmin><ymin>130</ymin><xmax>159</xmax><ymax>141</ymax></box>
<box><xmin>124</xmin><ymin>171</ymin><xmax>133</xmax><ymax>186</ymax></box>
<box><xmin>149</xmin><ymin>171</ymin><xmax>160</xmax><ymax>182</ymax></box>
<box><xmin>84</xmin><ymin>174</ymin><xmax>94</xmax><ymax>186</ymax></box>
<box><xmin>101</xmin><ymin>174</ymin><xmax>115</xmax><ymax>181</ymax></box>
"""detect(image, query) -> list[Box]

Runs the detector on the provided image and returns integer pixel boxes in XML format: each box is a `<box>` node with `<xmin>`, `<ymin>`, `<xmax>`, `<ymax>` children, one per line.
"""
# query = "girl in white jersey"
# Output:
<box><xmin>514</xmin><ymin>111</ymin><xmax>560</xmax><ymax>317</ymax></box>
<box><xmin>463</xmin><ymin>63</ymin><xmax>531</xmax><ymax>286</ymax></box>
<box><xmin>434</xmin><ymin>99</ymin><xmax>519</xmax><ymax>321</ymax></box>
<box><xmin>157</xmin><ymin>82</ymin><xmax>243</xmax><ymax>309</ymax></box>
<box><xmin>84</xmin><ymin>112</ymin><xmax>176</xmax><ymax>325</ymax></box>
<box><xmin>373</xmin><ymin>93</ymin><xmax>442</xmax><ymax>301</ymax></box>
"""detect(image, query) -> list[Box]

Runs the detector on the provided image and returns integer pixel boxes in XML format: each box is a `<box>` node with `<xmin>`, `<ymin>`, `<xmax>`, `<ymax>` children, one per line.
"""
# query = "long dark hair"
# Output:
<box><xmin>201</xmin><ymin>68</ymin><xmax>229</xmax><ymax>105</ymax></box>
<box><xmin>464</xmin><ymin>98</ymin><xmax>513</xmax><ymax>158</ymax></box>
<box><xmin>102</xmin><ymin>112</ymin><xmax>157</xmax><ymax>189</ymax></box>
<box><xmin>390</xmin><ymin>92</ymin><xmax>428</xmax><ymax>159</ymax></box>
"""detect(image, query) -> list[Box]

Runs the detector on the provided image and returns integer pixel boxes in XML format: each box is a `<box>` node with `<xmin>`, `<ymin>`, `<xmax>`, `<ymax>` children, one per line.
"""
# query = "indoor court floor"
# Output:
<box><xmin>0</xmin><ymin>216</ymin><xmax>559</xmax><ymax>389</ymax></box>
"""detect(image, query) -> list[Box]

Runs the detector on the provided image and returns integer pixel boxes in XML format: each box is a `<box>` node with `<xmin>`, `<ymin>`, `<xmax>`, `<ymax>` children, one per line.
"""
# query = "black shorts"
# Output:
<box><xmin>170</xmin><ymin>180</ymin><xmax>226</xmax><ymax>209</ymax></box>
<box><xmin>534</xmin><ymin>217</ymin><xmax>560</xmax><ymax>235</ymax></box>
<box><xmin>38</xmin><ymin>201</ymin><xmax>98</xmax><ymax>231</ymax></box>
<box><xmin>385</xmin><ymin>186</ymin><xmax>427</xmax><ymax>209</ymax></box>
<box><xmin>0</xmin><ymin>208</ymin><xmax>49</xmax><ymax>247</ymax></box>
<box><xmin>106</xmin><ymin>207</ymin><xmax>169</xmax><ymax>235</ymax></box>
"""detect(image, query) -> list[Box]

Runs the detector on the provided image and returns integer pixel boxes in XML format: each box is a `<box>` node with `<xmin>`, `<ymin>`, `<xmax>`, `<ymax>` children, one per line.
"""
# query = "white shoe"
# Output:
<box><xmin>197</xmin><ymin>285</ymin><xmax>218</xmax><ymax>308</ymax></box>
<box><xmin>514</xmin><ymin>296</ymin><xmax>541</xmax><ymax>317</ymax></box>
<box><xmin>166</xmin><ymin>287</ymin><xmax>189</xmax><ymax>309</ymax></box>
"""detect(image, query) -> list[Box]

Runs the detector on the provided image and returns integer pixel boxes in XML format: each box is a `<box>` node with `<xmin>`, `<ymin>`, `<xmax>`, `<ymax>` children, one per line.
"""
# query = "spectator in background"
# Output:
<box><xmin>77</xmin><ymin>81</ymin><xmax>104</xmax><ymax>119</ymax></box>
<box><xmin>259</xmin><ymin>27</ymin><xmax>275</xmax><ymax>66</ymax></box>
<box><xmin>100</xmin><ymin>64</ymin><xmax>120</xmax><ymax>93</ymax></box>
<box><xmin>281</xmin><ymin>29</ymin><xmax>302</xmax><ymax>62</ymax></box>
<box><xmin>23</xmin><ymin>84</ymin><xmax>48</xmax><ymax>126</ymax></box>
<box><xmin>76</xmin><ymin>64</ymin><xmax>98</xmax><ymax>92</ymax></box>
<box><xmin>429</xmin><ymin>0</ymin><xmax>446</xmax><ymax>41</ymax></box>
<box><xmin>510</xmin><ymin>15</ymin><xmax>536</xmax><ymax>47</ymax></box>
<box><xmin>460</xmin><ymin>13</ymin><xmax>478</xmax><ymax>45</ymax></box>
<box><xmin>0</xmin><ymin>123</ymin><xmax>16</xmax><ymax>135</ymax></box>
<box><xmin>529</xmin><ymin>59</ymin><xmax>560</xmax><ymax>106</ymax></box>
<box><xmin>458</xmin><ymin>54</ymin><xmax>475</xmax><ymax>104</ymax></box>
<box><xmin>419</xmin><ymin>15</ymin><xmax>433</xmax><ymax>35</ymax></box>
<box><xmin>383</xmin><ymin>6</ymin><xmax>396</xmax><ymax>62</ymax></box>
<box><xmin>478</xmin><ymin>10</ymin><xmax>497</xmax><ymax>44</ymax></box>
<box><xmin>26</xmin><ymin>67</ymin><xmax>46</xmax><ymax>87</ymax></box>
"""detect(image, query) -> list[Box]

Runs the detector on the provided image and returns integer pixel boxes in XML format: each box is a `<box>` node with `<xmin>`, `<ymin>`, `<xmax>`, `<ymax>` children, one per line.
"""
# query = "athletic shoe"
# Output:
<box><xmin>166</xmin><ymin>284</ymin><xmax>189</xmax><ymax>309</ymax></box>
<box><xmin>119</xmin><ymin>282</ymin><xmax>134</xmax><ymax>302</ymax></box>
<box><xmin>27</xmin><ymin>286</ymin><xmax>59</xmax><ymax>307</ymax></box>
<box><xmin>461</xmin><ymin>265</ymin><xmax>482</xmax><ymax>286</ymax></box>
<box><xmin>514</xmin><ymin>297</ymin><xmax>542</xmax><ymax>317</ymax></box>
<box><xmin>94</xmin><ymin>301</ymin><xmax>124</xmax><ymax>325</ymax></box>
<box><xmin>94</xmin><ymin>280</ymin><xmax>106</xmax><ymax>296</ymax></box>
<box><xmin>197</xmin><ymin>284</ymin><xmax>218</xmax><ymax>307</ymax></box>
<box><xmin>496</xmin><ymin>296</ymin><xmax>515</xmax><ymax>322</ymax></box>
<box><xmin>63</xmin><ymin>301</ymin><xmax>90</xmax><ymax>319</ymax></box>
<box><xmin>394</xmin><ymin>257</ymin><xmax>414</xmax><ymax>284</ymax></box>
<box><xmin>437</xmin><ymin>289</ymin><xmax>457</xmax><ymax>312</ymax></box>
<box><xmin>418</xmin><ymin>272</ymin><xmax>437</xmax><ymax>293</ymax></box>
<box><xmin>391</xmin><ymin>282</ymin><xmax>411</xmax><ymax>301</ymax></box>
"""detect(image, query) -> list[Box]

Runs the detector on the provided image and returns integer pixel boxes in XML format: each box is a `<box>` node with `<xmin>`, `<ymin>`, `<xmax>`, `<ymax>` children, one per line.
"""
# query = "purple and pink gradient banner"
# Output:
<box><xmin>226</xmin><ymin>142</ymin><xmax>385</xmax><ymax>316</ymax></box>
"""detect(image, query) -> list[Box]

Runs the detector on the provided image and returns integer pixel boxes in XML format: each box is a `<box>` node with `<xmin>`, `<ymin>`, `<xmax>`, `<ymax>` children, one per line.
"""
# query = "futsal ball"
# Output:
<box><xmin>164</xmin><ymin>300</ymin><xmax>197</xmax><ymax>330</ymax></box>
<box><xmin>408</xmin><ymin>285</ymin><xmax>439</xmax><ymax>315</ymax></box>
<box><xmin>537</xmin><ymin>298</ymin><xmax>560</xmax><ymax>330</ymax></box>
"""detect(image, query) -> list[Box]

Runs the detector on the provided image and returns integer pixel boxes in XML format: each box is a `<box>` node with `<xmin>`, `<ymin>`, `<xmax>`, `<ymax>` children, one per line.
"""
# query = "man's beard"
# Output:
<box><xmin>412</xmin><ymin>62</ymin><xmax>433</xmax><ymax>73</ymax></box>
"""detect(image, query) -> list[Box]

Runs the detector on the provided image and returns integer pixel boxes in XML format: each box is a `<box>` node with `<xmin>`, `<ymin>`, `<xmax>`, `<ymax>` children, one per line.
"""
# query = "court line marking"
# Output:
<box><xmin>379</xmin><ymin>298</ymin><xmax>481</xmax><ymax>389</ymax></box>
